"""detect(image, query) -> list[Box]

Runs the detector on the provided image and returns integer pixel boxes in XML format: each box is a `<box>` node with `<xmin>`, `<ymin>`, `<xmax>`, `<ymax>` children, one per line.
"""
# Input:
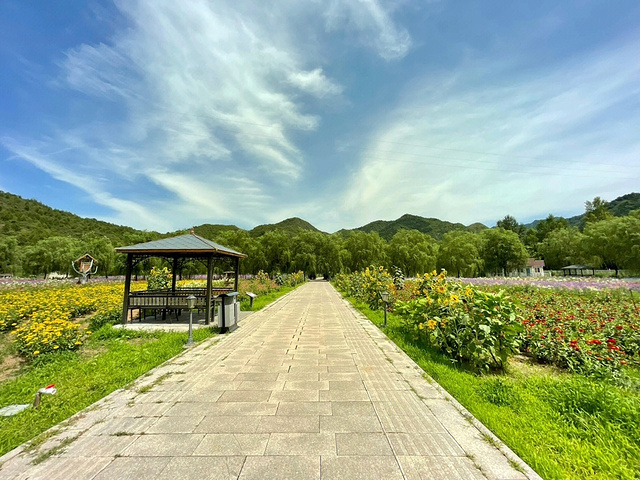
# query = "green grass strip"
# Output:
<box><xmin>341</xmin><ymin>295</ymin><xmax>640</xmax><ymax>480</ymax></box>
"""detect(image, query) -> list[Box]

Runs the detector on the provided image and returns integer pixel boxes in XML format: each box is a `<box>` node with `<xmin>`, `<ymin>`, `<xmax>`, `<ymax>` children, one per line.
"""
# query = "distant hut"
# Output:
<box><xmin>562</xmin><ymin>264</ymin><xmax>596</xmax><ymax>276</ymax></box>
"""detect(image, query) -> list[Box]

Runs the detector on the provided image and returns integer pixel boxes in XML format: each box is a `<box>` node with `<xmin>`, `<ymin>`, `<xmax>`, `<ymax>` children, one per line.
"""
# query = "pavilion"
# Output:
<box><xmin>115</xmin><ymin>231</ymin><xmax>246</xmax><ymax>325</ymax></box>
<box><xmin>561</xmin><ymin>264</ymin><xmax>597</xmax><ymax>276</ymax></box>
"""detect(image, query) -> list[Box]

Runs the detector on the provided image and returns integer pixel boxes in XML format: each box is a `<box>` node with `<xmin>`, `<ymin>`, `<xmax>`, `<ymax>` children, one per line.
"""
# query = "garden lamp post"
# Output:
<box><xmin>380</xmin><ymin>291</ymin><xmax>390</xmax><ymax>328</ymax></box>
<box><xmin>186</xmin><ymin>295</ymin><xmax>196</xmax><ymax>347</ymax></box>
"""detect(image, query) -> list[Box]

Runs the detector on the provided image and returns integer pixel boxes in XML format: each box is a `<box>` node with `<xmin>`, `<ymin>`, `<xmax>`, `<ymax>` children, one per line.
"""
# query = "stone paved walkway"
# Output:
<box><xmin>0</xmin><ymin>282</ymin><xmax>541</xmax><ymax>480</ymax></box>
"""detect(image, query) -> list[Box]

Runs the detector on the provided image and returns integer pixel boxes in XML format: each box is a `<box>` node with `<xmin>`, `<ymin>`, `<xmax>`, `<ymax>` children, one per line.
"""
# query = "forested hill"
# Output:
<box><xmin>250</xmin><ymin>217</ymin><xmax>321</xmax><ymax>237</ymax></box>
<box><xmin>526</xmin><ymin>192</ymin><xmax>640</xmax><ymax>228</ymax></box>
<box><xmin>354</xmin><ymin>214</ymin><xmax>487</xmax><ymax>241</ymax></box>
<box><xmin>0</xmin><ymin>191</ymin><xmax>158</xmax><ymax>246</ymax></box>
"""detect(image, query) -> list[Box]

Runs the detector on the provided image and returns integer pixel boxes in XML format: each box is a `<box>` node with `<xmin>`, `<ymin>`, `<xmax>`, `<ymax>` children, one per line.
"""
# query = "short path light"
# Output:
<box><xmin>379</xmin><ymin>291</ymin><xmax>390</xmax><ymax>328</ymax></box>
<box><xmin>185</xmin><ymin>295</ymin><xmax>196</xmax><ymax>347</ymax></box>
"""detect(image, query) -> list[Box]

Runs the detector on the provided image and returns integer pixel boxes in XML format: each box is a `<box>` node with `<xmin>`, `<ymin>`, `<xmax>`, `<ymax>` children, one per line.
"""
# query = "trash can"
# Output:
<box><xmin>218</xmin><ymin>292</ymin><xmax>239</xmax><ymax>333</ymax></box>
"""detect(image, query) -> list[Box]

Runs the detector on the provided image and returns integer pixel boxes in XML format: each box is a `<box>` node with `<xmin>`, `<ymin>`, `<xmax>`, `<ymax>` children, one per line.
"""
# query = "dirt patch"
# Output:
<box><xmin>0</xmin><ymin>351</ymin><xmax>26</xmax><ymax>383</ymax></box>
<box><xmin>509</xmin><ymin>354</ymin><xmax>567</xmax><ymax>379</ymax></box>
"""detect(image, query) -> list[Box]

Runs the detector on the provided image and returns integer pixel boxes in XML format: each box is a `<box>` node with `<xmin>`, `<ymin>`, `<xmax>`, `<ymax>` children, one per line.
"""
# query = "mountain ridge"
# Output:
<box><xmin>1</xmin><ymin>190</ymin><xmax>638</xmax><ymax>247</ymax></box>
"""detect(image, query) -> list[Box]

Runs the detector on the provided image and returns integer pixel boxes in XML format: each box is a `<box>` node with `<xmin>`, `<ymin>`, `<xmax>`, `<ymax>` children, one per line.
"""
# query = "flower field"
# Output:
<box><xmin>461</xmin><ymin>275</ymin><xmax>640</xmax><ymax>292</ymax></box>
<box><xmin>336</xmin><ymin>268</ymin><xmax>640</xmax><ymax>381</ymax></box>
<box><xmin>0</xmin><ymin>274</ymin><xmax>294</xmax><ymax>359</ymax></box>
<box><xmin>0</xmin><ymin>283</ymin><xmax>129</xmax><ymax>357</ymax></box>
<box><xmin>484</xmin><ymin>286</ymin><xmax>640</xmax><ymax>378</ymax></box>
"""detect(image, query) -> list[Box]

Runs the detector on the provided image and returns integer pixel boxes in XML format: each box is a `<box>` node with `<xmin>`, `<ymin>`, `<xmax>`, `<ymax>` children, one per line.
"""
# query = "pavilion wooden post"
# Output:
<box><xmin>171</xmin><ymin>257</ymin><xmax>178</xmax><ymax>292</ymax></box>
<box><xmin>121</xmin><ymin>254</ymin><xmax>133</xmax><ymax>324</ymax></box>
<box><xmin>205</xmin><ymin>256</ymin><xmax>213</xmax><ymax>325</ymax></box>
<box><xmin>234</xmin><ymin>257</ymin><xmax>240</xmax><ymax>292</ymax></box>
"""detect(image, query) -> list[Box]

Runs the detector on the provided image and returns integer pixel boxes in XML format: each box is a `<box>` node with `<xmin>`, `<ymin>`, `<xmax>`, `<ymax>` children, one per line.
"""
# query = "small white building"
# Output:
<box><xmin>511</xmin><ymin>258</ymin><xmax>545</xmax><ymax>277</ymax></box>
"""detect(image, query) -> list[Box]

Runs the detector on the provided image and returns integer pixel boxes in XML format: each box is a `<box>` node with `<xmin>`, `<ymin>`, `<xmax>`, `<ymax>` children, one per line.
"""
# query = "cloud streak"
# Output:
<box><xmin>340</xmin><ymin>34</ymin><xmax>640</xmax><ymax>227</ymax></box>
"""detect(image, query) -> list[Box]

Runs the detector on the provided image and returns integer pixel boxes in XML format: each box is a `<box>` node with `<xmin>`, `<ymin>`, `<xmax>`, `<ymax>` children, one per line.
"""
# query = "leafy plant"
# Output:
<box><xmin>396</xmin><ymin>271</ymin><xmax>522</xmax><ymax>371</ymax></box>
<box><xmin>147</xmin><ymin>266</ymin><xmax>172</xmax><ymax>291</ymax></box>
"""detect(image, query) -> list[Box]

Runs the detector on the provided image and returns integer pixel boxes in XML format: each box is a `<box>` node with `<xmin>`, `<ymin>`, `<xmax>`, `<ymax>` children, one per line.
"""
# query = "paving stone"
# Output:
<box><xmin>157</xmin><ymin>456</ymin><xmax>245</xmax><ymax>480</ymax></box>
<box><xmin>122</xmin><ymin>433</ymin><xmax>204</xmax><ymax>456</ymax></box>
<box><xmin>397</xmin><ymin>455</ymin><xmax>487</xmax><ymax>480</ymax></box>
<box><xmin>320</xmin><ymin>455</ymin><xmax>404</xmax><ymax>480</ymax></box>
<box><xmin>195</xmin><ymin>415</ymin><xmax>261</xmax><ymax>434</ymax></box>
<box><xmin>147</xmin><ymin>415</ymin><xmax>205</xmax><ymax>433</ymax></box>
<box><xmin>234</xmin><ymin>372</ymin><xmax>280</xmax><ymax>382</ymax></box>
<box><xmin>55</xmin><ymin>433</ymin><xmax>137</xmax><ymax>458</ymax></box>
<box><xmin>328</xmin><ymin>380</ymin><xmax>366</xmax><ymax>391</ymax></box>
<box><xmin>269</xmin><ymin>390</ymin><xmax>320</xmax><ymax>402</ymax></box>
<box><xmin>14</xmin><ymin>456</ymin><xmax>113</xmax><ymax>480</ymax></box>
<box><xmin>320</xmin><ymin>415</ymin><xmax>383</xmax><ymax>433</ymax></box>
<box><xmin>319</xmin><ymin>390</ymin><xmax>370</xmax><ymax>402</ymax></box>
<box><xmin>331</xmin><ymin>401</ymin><xmax>375</xmax><ymax>416</ymax></box>
<box><xmin>85</xmin><ymin>416</ymin><xmax>158</xmax><ymax>436</ymax></box>
<box><xmin>194</xmin><ymin>434</ymin><xmax>269</xmax><ymax>455</ymax></box>
<box><xmin>265</xmin><ymin>433</ymin><xmax>336</xmax><ymax>455</ymax></box>
<box><xmin>178</xmin><ymin>390</ymin><xmax>225</xmax><ymax>402</ymax></box>
<box><xmin>284</xmin><ymin>380</ymin><xmax>330</xmax><ymax>390</ymax></box>
<box><xmin>239</xmin><ymin>455</ymin><xmax>320</xmax><ymax>480</ymax></box>
<box><xmin>335</xmin><ymin>433</ymin><xmax>393</xmax><ymax>456</ymax></box>
<box><xmin>256</xmin><ymin>415</ymin><xmax>320</xmax><ymax>433</ymax></box>
<box><xmin>276</xmin><ymin>402</ymin><xmax>332</xmax><ymax>416</ymax></box>
<box><xmin>93</xmin><ymin>457</ymin><xmax>171</xmax><ymax>480</ymax></box>
<box><xmin>113</xmin><ymin>402</ymin><xmax>173</xmax><ymax>417</ymax></box>
<box><xmin>218</xmin><ymin>390</ymin><xmax>272</xmax><ymax>402</ymax></box>
<box><xmin>164</xmin><ymin>402</ymin><xmax>224</xmax><ymax>416</ymax></box>
<box><xmin>387</xmin><ymin>432</ymin><xmax>465</xmax><ymax>456</ymax></box>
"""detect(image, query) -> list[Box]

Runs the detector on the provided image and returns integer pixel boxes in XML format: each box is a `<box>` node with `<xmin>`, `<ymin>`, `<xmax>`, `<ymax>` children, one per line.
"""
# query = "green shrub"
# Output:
<box><xmin>147</xmin><ymin>266</ymin><xmax>172</xmax><ymax>290</ymax></box>
<box><xmin>396</xmin><ymin>271</ymin><xmax>522</xmax><ymax>371</ymax></box>
<box><xmin>89</xmin><ymin>308</ymin><xmax>121</xmax><ymax>331</ymax></box>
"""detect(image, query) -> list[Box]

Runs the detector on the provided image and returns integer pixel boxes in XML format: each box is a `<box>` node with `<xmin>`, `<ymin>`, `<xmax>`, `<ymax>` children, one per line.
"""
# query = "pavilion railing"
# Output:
<box><xmin>127</xmin><ymin>287</ymin><xmax>234</xmax><ymax>312</ymax></box>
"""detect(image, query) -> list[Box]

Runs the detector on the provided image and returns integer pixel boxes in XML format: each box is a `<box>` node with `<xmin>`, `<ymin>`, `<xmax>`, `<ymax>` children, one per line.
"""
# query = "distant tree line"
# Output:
<box><xmin>1</xmin><ymin>195</ymin><xmax>638</xmax><ymax>278</ymax></box>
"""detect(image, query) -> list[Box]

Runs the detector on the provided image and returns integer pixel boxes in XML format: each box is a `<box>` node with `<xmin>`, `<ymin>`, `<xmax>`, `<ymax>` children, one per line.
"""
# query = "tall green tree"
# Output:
<box><xmin>388</xmin><ymin>230</ymin><xmax>437</xmax><ymax>276</ymax></box>
<box><xmin>0</xmin><ymin>236</ymin><xmax>19</xmax><ymax>274</ymax></box>
<box><xmin>437</xmin><ymin>231</ymin><xmax>483</xmax><ymax>277</ymax></box>
<box><xmin>480</xmin><ymin>228</ymin><xmax>528</xmax><ymax>276</ymax></box>
<box><xmin>23</xmin><ymin>236</ymin><xmax>81</xmax><ymax>277</ymax></box>
<box><xmin>497</xmin><ymin>215</ymin><xmax>526</xmax><ymax>239</ymax></box>
<box><xmin>538</xmin><ymin>227</ymin><xmax>582</xmax><ymax>270</ymax></box>
<box><xmin>582</xmin><ymin>215</ymin><xmax>640</xmax><ymax>275</ymax></box>
<box><xmin>583</xmin><ymin>196</ymin><xmax>613</xmax><ymax>226</ymax></box>
<box><xmin>343</xmin><ymin>231</ymin><xmax>387</xmax><ymax>272</ymax></box>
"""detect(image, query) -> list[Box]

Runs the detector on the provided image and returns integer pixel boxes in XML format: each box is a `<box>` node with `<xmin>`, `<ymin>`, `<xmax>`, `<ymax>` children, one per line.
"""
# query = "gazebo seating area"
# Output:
<box><xmin>116</xmin><ymin>231</ymin><xmax>246</xmax><ymax>326</ymax></box>
<box><xmin>128</xmin><ymin>287</ymin><xmax>233</xmax><ymax>321</ymax></box>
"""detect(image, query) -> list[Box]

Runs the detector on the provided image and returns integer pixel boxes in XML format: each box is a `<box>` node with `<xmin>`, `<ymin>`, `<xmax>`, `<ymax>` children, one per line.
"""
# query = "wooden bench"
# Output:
<box><xmin>128</xmin><ymin>288</ymin><xmax>233</xmax><ymax>322</ymax></box>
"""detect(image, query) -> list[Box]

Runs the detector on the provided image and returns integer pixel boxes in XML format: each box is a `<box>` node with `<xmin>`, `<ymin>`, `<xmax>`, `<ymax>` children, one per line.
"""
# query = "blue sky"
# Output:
<box><xmin>2</xmin><ymin>1</ymin><xmax>639</xmax><ymax>233</ymax></box>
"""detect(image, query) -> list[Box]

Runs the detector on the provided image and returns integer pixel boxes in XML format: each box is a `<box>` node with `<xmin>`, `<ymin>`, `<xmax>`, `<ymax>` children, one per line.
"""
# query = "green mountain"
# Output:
<box><xmin>0</xmin><ymin>191</ymin><xmax>157</xmax><ymax>247</ymax></box>
<box><xmin>249</xmin><ymin>217</ymin><xmax>321</xmax><ymax>237</ymax></box>
<box><xmin>525</xmin><ymin>192</ymin><xmax>640</xmax><ymax>229</ymax></box>
<box><xmin>354</xmin><ymin>214</ymin><xmax>487</xmax><ymax>241</ymax></box>
<box><xmin>4</xmin><ymin>189</ymin><xmax>638</xmax><ymax>249</ymax></box>
<box><xmin>609</xmin><ymin>192</ymin><xmax>640</xmax><ymax>216</ymax></box>
<box><xmin>193</xmin><ymin>223</ymin><xmax>241</xmax><ymax>239</ymax></box>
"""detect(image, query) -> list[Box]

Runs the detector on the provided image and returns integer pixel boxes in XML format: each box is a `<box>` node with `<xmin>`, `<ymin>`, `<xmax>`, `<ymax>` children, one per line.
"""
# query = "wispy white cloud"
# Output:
<box><xmin>2</xmin><ymin>138</ymin><xmax>168</xmax><ymax>230</ymax></box>
<box><xmin>340</xmin><ymin>34</ymin><xmax>640</xmax><ymax>228</ymax></box>
<box><xmin>323</xmin><ymin>0</ymin><xmax>412</xmax><ymax>60</ymax></box>
<box><xmin>288</xmin><ymin>68</ymin><xmax>344</xmax><ymax>97</ymax></box>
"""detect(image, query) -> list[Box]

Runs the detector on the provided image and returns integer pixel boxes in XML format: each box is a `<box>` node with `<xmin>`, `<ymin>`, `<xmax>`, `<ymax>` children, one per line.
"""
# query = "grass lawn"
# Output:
<box><xmin>342</xmin><ymin>296</ymin><xmax>640</xmax><ymax>480</ymax></box>
<box><xmin>0</xmin><ymin>281</ymin><xmax>300</xmax><ymax>457</ymax></box>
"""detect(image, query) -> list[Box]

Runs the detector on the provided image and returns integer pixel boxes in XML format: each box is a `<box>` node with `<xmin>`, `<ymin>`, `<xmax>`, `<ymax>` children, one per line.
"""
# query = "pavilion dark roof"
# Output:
<box><xmin>115</xmin><ymin>233</ymin><xmax>246</xmax><ymax>258</ymax></box>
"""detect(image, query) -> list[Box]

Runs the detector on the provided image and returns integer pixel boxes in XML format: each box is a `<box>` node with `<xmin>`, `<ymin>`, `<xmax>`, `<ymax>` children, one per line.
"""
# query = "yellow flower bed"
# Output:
<box><xmin>1</xmin><ymin>282</ymin><xmax>145</xmax><ymax>356</ymax></box>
